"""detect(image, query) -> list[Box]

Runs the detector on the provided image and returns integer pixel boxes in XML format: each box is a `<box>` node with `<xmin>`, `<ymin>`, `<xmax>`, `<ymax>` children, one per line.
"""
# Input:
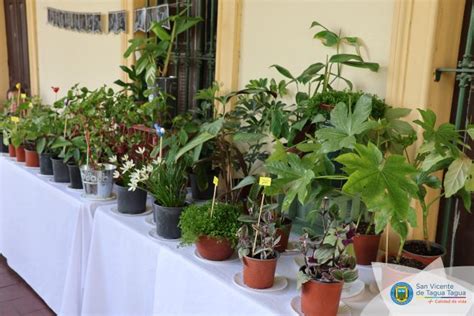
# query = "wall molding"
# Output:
<box><xmin>384</xmin><ymin>0</ymin><xmax>466</xmax><ymax>252</ymax></box>
<box><xmin>214</xmin><ymin>0</ymin><xmax>242</xmax><ymax>98</ymax></box>
<box><xmin>26</xmin><ymin>0</ymin><xmax>39</xmax><ymax>96</ymax></box>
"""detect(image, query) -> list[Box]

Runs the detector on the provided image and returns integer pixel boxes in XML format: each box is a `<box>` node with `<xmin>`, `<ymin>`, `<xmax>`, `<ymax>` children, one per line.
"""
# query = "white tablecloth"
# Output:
<box><xmin>0</xmin><ymin>155</ymin><xmax>113</xmax><ymax>315</ymax></box>
<box><xmin>82</xmin><ymin>205</ymin><xmax>381</xmax><ymax>316</ymax></box>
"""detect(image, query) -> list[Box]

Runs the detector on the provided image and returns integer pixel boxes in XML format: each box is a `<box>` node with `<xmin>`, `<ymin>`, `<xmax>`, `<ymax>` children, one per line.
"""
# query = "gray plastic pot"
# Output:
<box><xmin>40</xmin><ymin>153</ymin><xmax>54</xmax><ymax>175</ymax></box>
<box><xmin>51</xmin><ymin>157</ymin><xmax>70</xmax><ymax>182</ymax></box>
<box><xmin>67</xmin><ymin>163</ymin><xmax>83</xmax><ymax>189</ymax></box>
<box><xmin>152</xmin><ymin>201</ymin><xmax>185</xmax><ymax>239</ymax></box>
<box><xmin>116</xmin><ymin>183</ymin><xmax>147</xmax><ymax>214</ymax></box>
<box><xmin>0</xmin><ymin>133</ymin><xmax>8</xmax><ymax>153</ymax></box>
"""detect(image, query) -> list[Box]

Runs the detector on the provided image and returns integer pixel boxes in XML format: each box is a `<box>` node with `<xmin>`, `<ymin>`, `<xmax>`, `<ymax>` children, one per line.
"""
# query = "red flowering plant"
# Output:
<box><xmin>296</xmin><ymin>197</ymin><xmax>358</xmax><ymax>288</ymax></box>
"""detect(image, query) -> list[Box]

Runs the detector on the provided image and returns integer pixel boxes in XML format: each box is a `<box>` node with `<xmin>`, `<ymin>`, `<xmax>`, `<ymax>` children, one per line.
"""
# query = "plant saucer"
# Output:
<box><xmin>290</xmin><ymin>296</ymin><xmax>351</xmax><ymax>316</ymax></box>
<box><xmin>232</xmin><ymin>272</ymin><xmax>288</xmax><ymax>293</ymax></box>
<box><xmin>80</xmin><ymin>193</ymin><xmax>116</xmax><ymax>201</ymax></box>
<box><xmin>341</xmin><ymin>279</ymin><xmax>365</xmax><ymax>299</ymax></box>
<box><xmin>36</xmin><ymin>172</ymin><xmax>52</xmax><ymax>178</ymax></box>
<box><xmin>193</xmin><ymin>249</ymin><xmax>239</xmax><ymax>264</ymax></box>
<box><xmin>145</xmin><ymin>215</ymin><xmax>155</xmax><ymax>226</ymax></box>
<box><xmin>48</xmin><ymin>178</ymin><xmax>67</xmax><ymax>185</ymax></box>
<box><xmin>24</xmin><ymin>165</ymin><xmax>40</xmax><ymax>170</ymax></box>
<box><xmin>66</xmin><ymin>185</ymin><xmax>83</xmax><ymax>192</ymax></box>
<box><xmin>109</xmin><ymin>206</ymin><xmax>152</xmax><ymax>217</ymax></box>
<box><xmin>368</xmin><ymin>282</ymin><xmax>379</xmax><ymax>294</ymax></box>
<box><xmin>148</xmin><ymin>229</ymin><xmax>180</xmax><ymax>243</ymax></box>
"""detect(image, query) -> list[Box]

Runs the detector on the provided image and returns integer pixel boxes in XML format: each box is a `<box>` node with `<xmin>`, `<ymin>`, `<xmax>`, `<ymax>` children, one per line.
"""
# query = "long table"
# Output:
<box><xmin>0</xmin><ymin>155</ymin><xmax>114</xmax><ymax>315</ymax></box>
<box><xmin>81</xmin><ymin>204</ymin><xmax>383</xmax><ymax>315</ymax></box>
<box><xmin>0</xmin><ymin>153</ymin><xmax>386</xmax><ymax>315</ymax></box>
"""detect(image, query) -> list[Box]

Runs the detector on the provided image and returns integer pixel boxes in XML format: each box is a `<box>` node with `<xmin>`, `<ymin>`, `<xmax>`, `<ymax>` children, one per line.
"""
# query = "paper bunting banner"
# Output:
<box><xmin>108</xmin><ymin>10</ymin><xmax>127</xmax><ymax>34</ymax></box>
<box><xmin>47</xmin><ymin>7</ymin><xmax>102</xmax><ymax>34</ymax></box>
<box><xmin>134</xmin><ymin>4</ymin><xmax>170</xmax><ymax>32</ymax></box>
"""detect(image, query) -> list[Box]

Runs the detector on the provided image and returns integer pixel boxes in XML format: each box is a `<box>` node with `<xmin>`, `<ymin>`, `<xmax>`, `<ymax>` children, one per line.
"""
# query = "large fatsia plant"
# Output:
<box><xmin>335</xmin><ymin>143</ymin><xmax>419</xmax><ymax>258</ymax></box>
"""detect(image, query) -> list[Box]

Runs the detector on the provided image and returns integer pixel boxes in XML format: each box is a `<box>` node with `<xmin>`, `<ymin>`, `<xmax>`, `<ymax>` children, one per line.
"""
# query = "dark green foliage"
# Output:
<box><xmin>302</xmin><ymin>90</ymin><xmax>388</xmax><ymax>121</ymax></box>
<box><xmin>179</xmin><ymin>202</ymin><xmax>242</xmax><ymax>246</ymax></box>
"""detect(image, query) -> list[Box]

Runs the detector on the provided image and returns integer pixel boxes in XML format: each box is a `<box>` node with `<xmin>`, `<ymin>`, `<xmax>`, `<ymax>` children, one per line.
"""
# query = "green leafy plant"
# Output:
<box><xmin>146</xmin><ymin>159</ymin><xmax>188</xmax><ymax>207</ymax></box>
<box><xmin>123</xmin><ymin>8</ymin><xmax>202</xmax><ymax>86</ymax></box>
<box><xmin>179</xmin><ymin>202</ymin><xmax>242</xmax><ymax>246</ymax></box>
<box><xmin>408</xmin><ymin>109</ymin><xmax>473</xmax><ymax>251</ymax></box>
<box><xmin>272</xmin><ymin>21</ymin><xmax>379</xmax><ymax>96</ymax></box>
<box><xmin>297</xmin><ymin>199</ymin><xmax>357</xmax><ymax>287</ymax></box>
<box><xmin>175</xmin><ymin>84</ymin><xmax>248</xmax><ymax>202</ymax></box>
<box><xmin>335</xmin><ymin>142</ymin><xmax>419</xmax><ymax>257</ymax></box>
<box><xmin>236</xmin><ymin>199</ymin><xmax>281</xmax><ymax>260</ymax></box>
<box><xmin>114</xmin><ymin>65</ymin><xmax>148</xmax><ymax>102</ymax></box>
<box><xmin>145</xmin><ymin>139</ymin><xmax>191</xmax><ymax>207</ymax></box>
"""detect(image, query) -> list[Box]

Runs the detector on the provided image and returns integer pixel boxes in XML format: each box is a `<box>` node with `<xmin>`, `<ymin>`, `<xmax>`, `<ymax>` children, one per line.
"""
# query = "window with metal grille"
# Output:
<box><xmin>149</xmin><ymin>0</ymin><xmax>218</xmax><ymax>114</ymax></box>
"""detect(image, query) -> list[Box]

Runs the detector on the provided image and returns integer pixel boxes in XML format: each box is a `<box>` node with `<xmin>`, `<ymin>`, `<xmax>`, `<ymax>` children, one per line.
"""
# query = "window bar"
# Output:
<box><xmin>185</xmin><ymin>0</ymin><xmax>191</xmax><ymax>111</ymax></box>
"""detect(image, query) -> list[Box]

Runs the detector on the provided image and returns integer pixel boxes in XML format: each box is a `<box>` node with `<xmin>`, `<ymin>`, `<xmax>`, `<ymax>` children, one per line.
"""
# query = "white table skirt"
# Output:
<box><xmin>0</xmin><ymin>155</ymin><xmax>113</xmax><ymax>315</ymax></box>
<box><xmin>82</xmin><ymin>205</ymin><xmax>380</xmax><ymax>316</ymax></box>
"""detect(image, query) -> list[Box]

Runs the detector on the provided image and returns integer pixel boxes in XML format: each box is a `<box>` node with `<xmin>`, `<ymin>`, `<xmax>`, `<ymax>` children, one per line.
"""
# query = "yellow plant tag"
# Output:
<box><xmin>28</xmin><ymin>102</ymin><xmax>33</xmax><ymax>108</ymax></box>
<box><xmin>259</xmin><ymin>177</ymin><xmax>272</xmax><ymax>187</ymax></box>
<box><xmin>10</xmin><ymin>116</ymin><xmax>19</xmax><ymax>123</ymax></box>
<box><xmin>20</xmin><ymin>93</ymin><xmax>26</xmax><ymax>100</ymax></box>
<box><xmin>15</xmin><ymin>83</ymin><xmax>21</xmax><ymax>90</ymax></box>
<box><xmin>213</xmin><ymin>176</ymin><xmax>219</xmax><ymax>186</ymax></box>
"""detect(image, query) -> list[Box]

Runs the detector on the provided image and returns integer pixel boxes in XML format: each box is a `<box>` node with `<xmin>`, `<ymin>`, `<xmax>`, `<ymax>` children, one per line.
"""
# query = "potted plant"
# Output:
<box><xmin>179</xmin><ymin>201</ymin><xmax>241</xmax><ymax>260</ymax></box>
<box><xmin>35</xmin><ymin>105</ymin><xmax>64</xmax><ymax>176</ymax></box>
<box><xmin>146</xmin><ymin>159</ymin><xmax>188</xmax><ymax>239</ymax></box>
<box><xmin>21</xmin><ymin>98</ymin><xmax>50</xmax><ymax>168</ymax></box>
<box><xmin>110</xmin><ymin>146</ymin><xmax>152</xmax><ymax>214</ymax></box>
<box><xmin>145</xmin><ymin>134</ymin><xmax>191</xmax><ymax>238</ymax></box>
<box><xmin>0</xmin><ymin>107</ymin><xmax>10</xmax><ymax>153</ymax></box>
<box><xmin>270</xmin><ymin>21</ymin><xmax>380</xmax><ymax>146</ymax></box>
<box><xmin>123</xmin><ymin>9</ymin><xmax>201</xmax><ymax>117</ymax></box>
<box><xmin>399</xmin><ymin>109</ymin><xmax>473</xmax><ymax>265</ymax></box>
<box><xmin>9</xmin><ymin>116</ymin><xmax>27</xmax><ymax>163</ymax></box>
<box><xmin>173</xmin><ymin>101</ymin><xmax>218</xmax><ymax>201</ymax></box>
<box><xmin>236</xmin><ymin>197</ymin><xmax>281</xmax><ymax>289</ymax></box>
<box><xmin>68</xmin><ymin>87</ymin><xmax>117</xmax><ymax>199</ymax></box>
<box><xmin>306</xmin><ymin>95</ymin><xmax>416</xmax><ymax>265</ymax></box>
<box><xmin>297</xmin><ymin>199</ymin><xmax>358</xmax><ymax>316</ymax></box>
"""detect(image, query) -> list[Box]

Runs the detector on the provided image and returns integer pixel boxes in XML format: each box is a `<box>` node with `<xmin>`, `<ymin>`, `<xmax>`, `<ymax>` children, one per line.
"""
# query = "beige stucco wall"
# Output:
<box><xmin>0</xmin><ymin>1</ymin><xmax>9</xmax><ymax>102</ymax></box>
<box><xmin>239</xmin><ymin>0</ymin><xmax>395</xmax><ymax>98</ymax></box>
<box><xmin>36</xmin><ymin>0</ymin><xmax>123</xmax><ymax>104</ymax></box>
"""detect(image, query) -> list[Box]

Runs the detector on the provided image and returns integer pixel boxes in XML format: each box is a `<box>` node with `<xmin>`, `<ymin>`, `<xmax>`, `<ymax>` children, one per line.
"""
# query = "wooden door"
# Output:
<box><xmin>4</xmin><ymin>0</ymin><xmax>30</xmax><ymax>94</ymax></box>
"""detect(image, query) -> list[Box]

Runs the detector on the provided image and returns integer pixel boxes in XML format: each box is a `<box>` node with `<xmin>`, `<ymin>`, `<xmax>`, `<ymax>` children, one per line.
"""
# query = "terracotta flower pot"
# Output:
<box><xmin>402</xmin><ymin>239</ymin><xmax>446</xmax><ymax>266</ymax></box>
<box><xmin>275</xmin><ymin>218</ymin><xmax>292</xmax><ymax>253</ymax></box>
<box><xmin>15</xmin><ymin>146</ymin><xmax>25</xmax><ymax>162</ymax></box>
<box><xmin>195</xmin><ymin>236</ymin><xmax>234</xmax><ymax>261</ymax></box>
<box><xmin>353</xmin><ymin>234</ymin><xmax>381</xmax><ymax>265</ymax></box>
<box><xmin>301</xmin><ymin>278</ymin><xmax>343</xmax><ymax>316</ymax></box>
<box><xmin>8</xmin><ymin>144</ymin><xmax>16</xmax><ymax>157</ymax></box>
<box><xmin>242</xmin><ymin>255</ymin><xmax>278</xmax><ymax>289</ymax></box>
<box><xmin>25</xmin><ymin>149</ymin><xmax>39</xmax><ymax>167</ymax></box>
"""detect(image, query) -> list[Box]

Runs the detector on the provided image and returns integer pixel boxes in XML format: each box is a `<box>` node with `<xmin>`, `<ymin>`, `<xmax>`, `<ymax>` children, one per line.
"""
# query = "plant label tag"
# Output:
<box><xmin>213</xmin><ymin>176</ymin><xmax>219</xmax><ymax>186</ymax></box>
<box><xmin>259</xmin><ymin>177</ymin><xmax>272</xmax><ymax>186</ymax></box>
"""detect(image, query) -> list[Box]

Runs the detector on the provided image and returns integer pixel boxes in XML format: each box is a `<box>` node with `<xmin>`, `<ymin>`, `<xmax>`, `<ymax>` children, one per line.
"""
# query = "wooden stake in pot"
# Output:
<box><xmin>251</xmin><ymin>176</ymin><xmax>272</xmax><ymax>256</ymax></box>
<box><xmin>385</xmin><ymin>223</ymin><xmax>389</xmax><ymax>263</ymax></box>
